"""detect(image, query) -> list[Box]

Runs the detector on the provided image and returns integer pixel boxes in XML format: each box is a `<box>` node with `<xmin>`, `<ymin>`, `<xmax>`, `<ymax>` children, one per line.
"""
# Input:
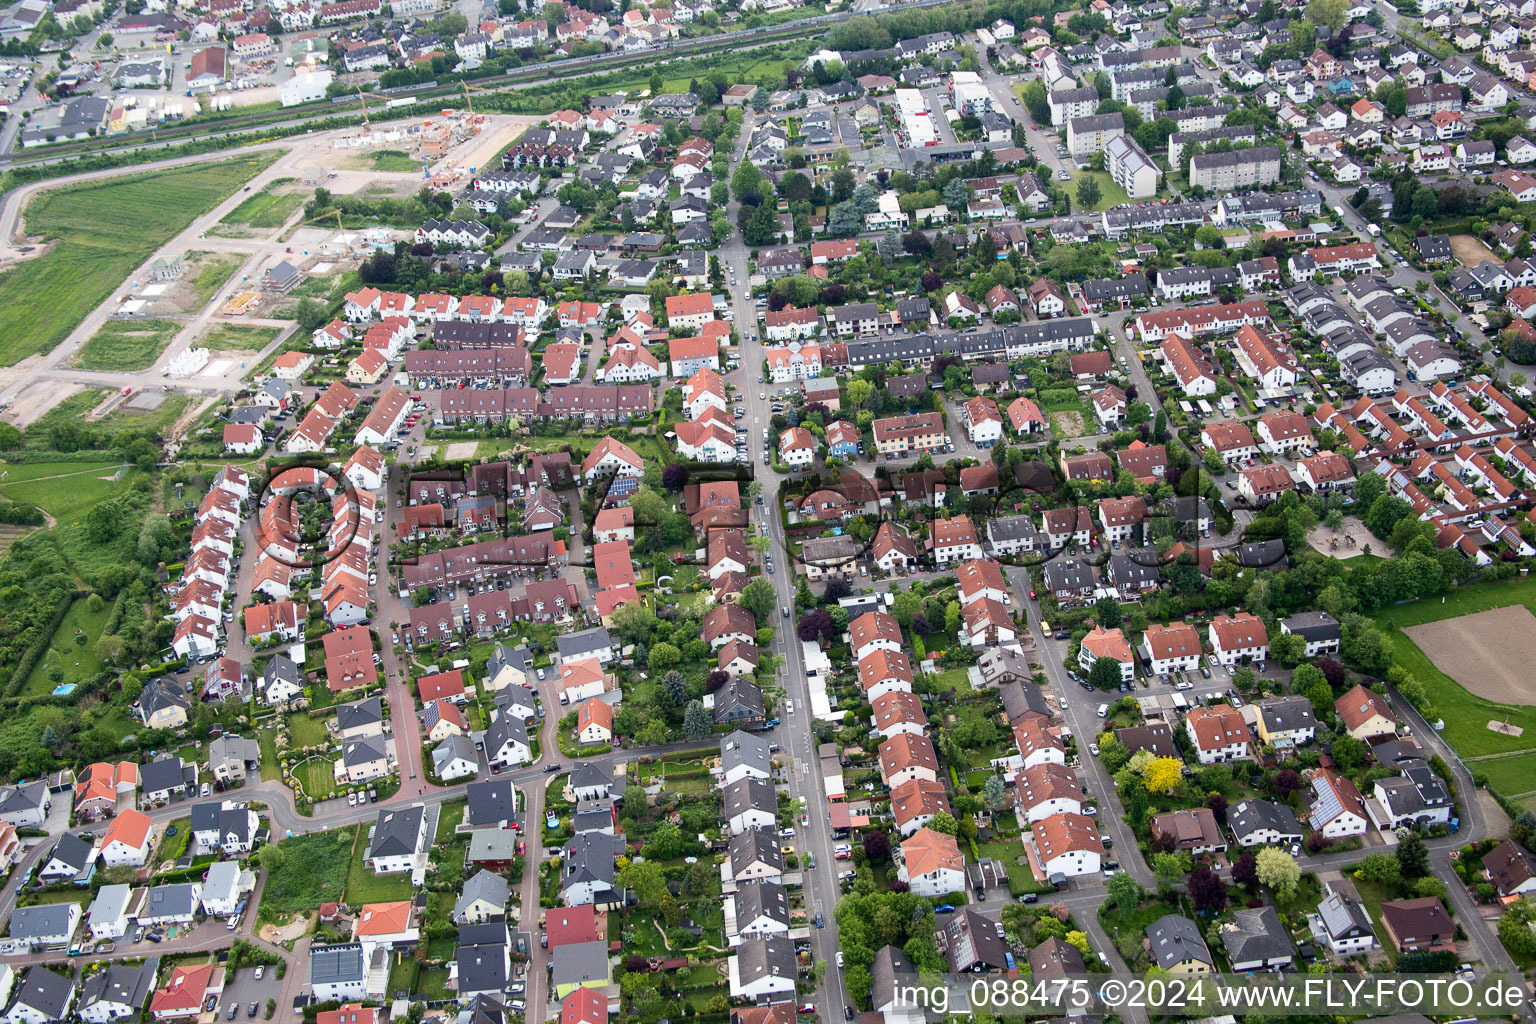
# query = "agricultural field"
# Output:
<box><xmin>222</xmin><ymin>178</ymin><xmax>305</xmax><ymax>229</ymax></box>
<box><xmin>1377</xmin><ymin>579</ymin><xmax>1536</xmax><ymax>791</ymax></box>
<box><xmin>1404</xmin><ymin>606</ymin><xmax>1536</xmax><ymax>705</ymax></box>
<box><xmin>200</xmin><ymin>324</ymin><xmax>281</xmax><ymax>351</ymax></box>
<box><xmin>0</xmin><ymin>154</ymin><xmax>277</xmax><ymax>367</ymax></box>
<box><xmin>71</xmin><ymin>319</ymin><xmax>181</xmax><ymax>372</ymax></box>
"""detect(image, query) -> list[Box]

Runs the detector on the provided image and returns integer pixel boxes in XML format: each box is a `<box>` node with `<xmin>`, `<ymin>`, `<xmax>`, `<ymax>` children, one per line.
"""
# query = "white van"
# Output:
<box><xmin>1096</xmin><ymin>703</ymin><xmax>1109</xmax><ymax>718</ymax></box>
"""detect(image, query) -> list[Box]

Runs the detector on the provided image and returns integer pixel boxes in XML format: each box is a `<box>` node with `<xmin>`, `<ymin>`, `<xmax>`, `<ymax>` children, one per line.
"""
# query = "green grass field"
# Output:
<box><xmin>294</xmin><ymin>758</ymin><xmax>338</xmax><ymax>802</ymax></box>
<box><xmin>223</xmin><ymin>178</ymin><xmax>304</xmax><ymax>228</ymax></box>
<box><xmin>0</xmin><ymin>459</ymin><xmax>119</xmax><ymax>483</ymax></box>
<box><xmin>286</xmin><ymin>712</ymin><xmax>330</xmax><ymax>748</ymax></box>
<box><xmin>0</xmin><ymin>153</ymin><xmax>277</xmax><ymax>367</ymax></box>
<box><xmin>0</xmin><ymin>461</ymin><xmax>131</xmax><ymax>521</ymax></box>
<box><xmin>72</xmin><ymin>319</ymin><xmax>181</xmax><ymax>372</ymax></box>
<box><xmin>200</xmin><ymin>324</ymin><xmax>281</xmax><ymax>351</ymax></box>
<box><xmin>1471</xmin><ymin>751</ymin><xmax>1536</xmax><ymax>799</ymax></box>
<box><xmin>21</xmin><ymin>595</ymin><xmax>113</xmax><ymax>694</ymax></box>
<box><xmin>1069</xmin><ymin>170</ymin><xmax>1131</xmax><ymax>213</ymax></box>
<box><xmin>370</xmin><ymin>150</ymin><xmax>420</xmax><ymax>172</ymax></box>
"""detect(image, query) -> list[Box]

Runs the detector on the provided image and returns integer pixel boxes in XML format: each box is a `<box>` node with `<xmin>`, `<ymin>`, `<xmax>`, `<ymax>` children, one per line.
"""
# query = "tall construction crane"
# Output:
<box><xmin>356</xmin><ymin>85</ymin><xmax>370</xmax><ymax>130</ymax></box>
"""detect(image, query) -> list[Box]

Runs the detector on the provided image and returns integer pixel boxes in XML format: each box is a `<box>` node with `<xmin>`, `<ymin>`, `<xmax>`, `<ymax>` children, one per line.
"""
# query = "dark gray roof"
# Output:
<box><xmin>1107</xmin><ymin>551</ymin><xmax>1160</xmax><ymax>586</ymax></box>
<box><xmin>141</xmin><ymin>677</ymin><xmax>190</xmax><ymax>719</ymax></box>
<box><xmin>1043</xmin><ymin>559</ymin><xmax>1095</xmax><ymax>592</ymax></box>
<box><xmin>729</xmin><ymin>827</ymin><xmax>784</xmax><ymax>874</ymax></box>
<box><xmin>1146</xmin><ymin>914</ymin><xmax>1212</xmax><ymax>969</ymax></box>
<box><xmin>1235</xmin><ymin>539</ymin><xmax>1288</xmax><ymax>569</ymax></box>
<box><xmin>370</xmin><ymin>805</ymin><xmax>425</xmax><ymax>859</ymax></box>
<box><xmin>0</xmin><ymin>781</ymin><xmax>49</xmax><ymax>817</ymax></box>
<box><xmin>466</xmin><ymin>779</ymin><xmax>518</xmax><ymax>826</ymax></box>
<box><xmin>1256</xmin><ymin>695</ymin><xmax>1316</xmax><ymax>734</ymax></box>
<box><xmin>47</xmin><ymin>833</ymin><xmax>93</xmax><ymax>873</ymax></box>
<box><xmin>343</xmin><ymin>735</ymin><xmax>387</xmax><ymax>769</ymax></box>
<box><xmin>485</xmin><ymin>712</ymin><xmax>528</xmax><ymax>758</ymax></box>
<box><xmin>261</xmin><ymin>654</ymin><xmax>302</xmax><ymax>689</ymax></box>
<box><xmin>336</xmin><ymin>696</ymin><xmax>384</xmax><ymax>732</ymax></box>
<box><xmin>561</xmin><ymin>832</ymin><xmax>622</xmax><ymax>892</ymax></box>
<box><xmin>9</xmin><ymin>966</ymin><xmax>74</xmax><ymax>1019</ymax></box>
<box><xmin>720</xmin><ymin>730</ymin><xmax>772</xmax><ymax>777</ymax></box>
<box><xmin>1282</xmin><ymin>611</ymin><xmax>1340</xmax><ymax>642</ymax></box>
<box><xmin>487</xmin><ymin>643</ymin><xmax>531</xmax><ymax>681</ymax></box>
<box><xmin>1229</xmin><ymin>798</ymin><xmax>1302</xmax><ymax>842</ymax></box>
<box><xmin>944</xmin><ymin>907</ymin><xmax>1010</xmax><ymax>972</ymax></box>
<box><xmin>567</xmin><ymin>763</ymin><xmax>616</xmax><ymax>795</ymax></box>
<box><xmin>733</xmin><ymin>934</ymin><xmax>796</xmax><ymax>987</ymax></box>
<box><xmin>714</xmin><ymin>676</ymin><xmax>764</xmax><ymax>723</ymax></box>
<box><xmin>721</xmin><ymin>776</ymin><xmax>778</xmax><ymax>821</ymax></box>
<box><xmin>734</xmin><ymin>879</ymin><xmax>790</xmax><ymax>928</ymax></box>
<box><xmin>1220</xmin><ymin>906</ymin><xmax>1292</xmax><ymax>966</ymax></box>
<box><xmin>999</xmin><ymin>681</ymin><xmax>1051</xmax><ymax>722</ymax></box>
<box><xmin>143</xmin><ymin>883</ymin><xmax>200</xmax><ymax>919</ymax></box>
<box><xmin>78</xmin><ymin>959</ymin><xmax>157</xmax><ymax>1015</ymax></box>
<box><xmin>870</xmin><ymin>945</ymin><xmax>916</xmax><ymax>1010</ymax></box>
<box><xmin>556</xmin><ymin>627</ymin><xmax>612</xmax><ymax>662</ymax></box>
<box><xmin>139</xmin><ymin>756</ymin><xmax>188</xmax><ymax>795</ymax></box>
<box><xmin>9</xmin><ymin>904</ymin><xmax>79</xmax><ymax>942</ymax></box>
<box><xmin>1317</xmin><ymin>885</ymin><xmax>1374</xmax><ymax>942</ymax></box>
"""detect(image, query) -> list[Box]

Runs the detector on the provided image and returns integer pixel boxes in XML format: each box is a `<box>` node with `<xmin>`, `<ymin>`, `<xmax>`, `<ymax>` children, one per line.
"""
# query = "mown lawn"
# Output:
<box><xmin>287</xmin><ymin>712</ymin><xmax>331</xmax><ymax>748</ymax></box>
<box><xmin>1471</xmin><ymin>750</ymin><xmax>1536</xmax><ymax>799</ymax></box>
<box><xmin>0</xmin><ymin>461</ymin><xmax>133</xmax><ymax>522</ymax></box>
<box><xmin>293</xmin><ymin>758</ymin><xmax>338</xmax><ymax>802</ymax></box>
<box><xmin>72</xmin><ymin>318</ymin><xmax>181</xmax><ymax>371</ymax></box>
<box><xmin>257</xmin><ymin>827</ymin><xmax>354</xmax><ymax>922</ymax></box>
<box><xmin>1069</xmin><ymin>170</ymin><xmax>1131</xmax><ymax>213</ymax></box>
<box><xmin>0</xmin><ymin>153</ymin><xmax>277</xmax><ymax>366</ymax></box>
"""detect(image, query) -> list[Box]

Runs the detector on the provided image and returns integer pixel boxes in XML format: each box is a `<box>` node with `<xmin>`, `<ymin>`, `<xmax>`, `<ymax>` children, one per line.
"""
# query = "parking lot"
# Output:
<box><xmin>219</xmin><ymin>965</ymin><xmax>285</xmax><ymax>1022</ymax></box>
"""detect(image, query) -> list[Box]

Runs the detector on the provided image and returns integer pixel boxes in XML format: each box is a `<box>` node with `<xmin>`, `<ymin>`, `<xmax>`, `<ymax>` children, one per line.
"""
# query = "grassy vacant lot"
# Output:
<box><xmin>72</xmin><ymin>319</ymin><xmax>181</xmax><ymax>372</ymax></box>
<box><xmin>0</xmin><ymin>460</ymin><xmax>129</xmax><ymax>522</ymax></box>
<box><xmin>21</xmin><ymin>595</ymin><xmax>113</xmax><ymax>694</ymax></box>
<box><xmin>222</xmin><ymin>178</ymin><xmax>304</xmax><ymax>228</ymax></box>
<box><xmin>190</xmin><ymin>255</ymin><xmax>243</xmax><ymax>308</ymax></box>
<box><xmin>370</xmin><ymin>150</ymin><xmax>420</xmax><ymax>172</ymax></box>
<box><xmin>200</xmin><ymin>324</ymin><xmax>281</xmax><ymax>351</ymax></box>
<box><xmin>258</xmin><ymin>827</ymin><xmax>354</xmax><ymax>922</ymax></box>
<box><xmin>0</xmin><ymin>153</ymin><xmax>277</xmax><ymax>366</ymax></box>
